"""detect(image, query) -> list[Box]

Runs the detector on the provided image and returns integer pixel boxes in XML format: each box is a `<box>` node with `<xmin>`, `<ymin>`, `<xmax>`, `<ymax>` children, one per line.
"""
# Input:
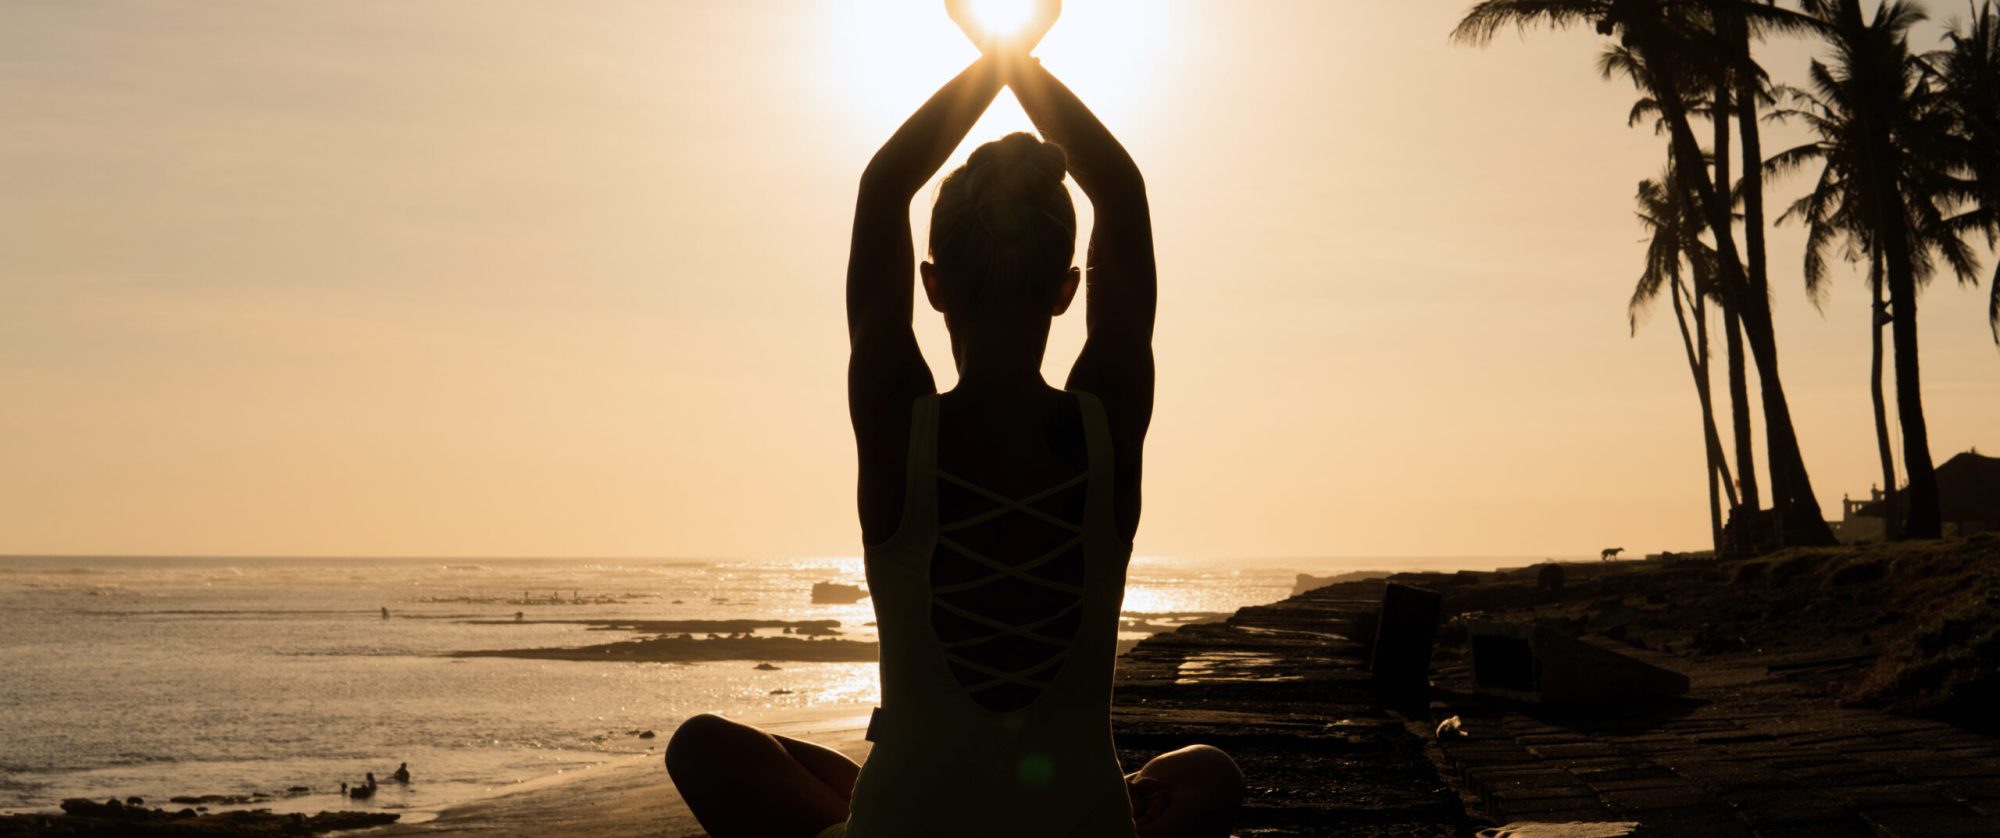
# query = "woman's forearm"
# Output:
<box><xmin>1005</xmin><ymin>56</ymin><xmax>1143</xmax><ymax>204</ymax></box>
<box><xmin>858</xmin><ymin>56</ymin><xmax>1005</xmax><ymax>200</ymax></box>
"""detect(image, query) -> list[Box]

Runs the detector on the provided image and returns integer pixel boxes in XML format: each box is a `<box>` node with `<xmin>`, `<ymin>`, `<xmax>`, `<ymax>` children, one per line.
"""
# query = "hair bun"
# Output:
<box><xmin>965</xmin><ymin>132</ymin><xmax>1067</xmax><ymax>201</ymax></box>
<box><xmin>926</xmin><ymin>132</ymin><xmax>1078</xmax><ymax>311</ymax></box>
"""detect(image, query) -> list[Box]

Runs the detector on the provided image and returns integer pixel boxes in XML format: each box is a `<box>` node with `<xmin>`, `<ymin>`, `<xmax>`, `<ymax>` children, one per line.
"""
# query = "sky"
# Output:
<box><xmin>2</xmin><ymin>1</ymin><xmax>1995</xmax><ymax>562</ymax></box>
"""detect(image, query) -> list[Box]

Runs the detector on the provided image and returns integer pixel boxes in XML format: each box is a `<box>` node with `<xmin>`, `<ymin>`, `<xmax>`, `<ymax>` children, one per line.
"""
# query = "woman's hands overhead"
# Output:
<box><xmin>946</xmin><ymin>0</ymin><xmax>1060</xmax><ymax>57</ymax></box>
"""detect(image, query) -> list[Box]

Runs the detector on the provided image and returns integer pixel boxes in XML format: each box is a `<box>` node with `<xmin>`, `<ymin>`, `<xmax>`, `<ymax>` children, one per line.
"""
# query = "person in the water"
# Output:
<box><xmin>666</xmin><ymin>2</ymin><xmax>1242</xmax><ymax>835</ymax></box>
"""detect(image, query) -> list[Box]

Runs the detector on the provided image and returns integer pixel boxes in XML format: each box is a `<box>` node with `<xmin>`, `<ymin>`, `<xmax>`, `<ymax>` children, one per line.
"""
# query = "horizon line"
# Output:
<box><xmin>0</xmin><ymin>551</ymin><xmax>1624</xmax><ymax>562</ymax></box>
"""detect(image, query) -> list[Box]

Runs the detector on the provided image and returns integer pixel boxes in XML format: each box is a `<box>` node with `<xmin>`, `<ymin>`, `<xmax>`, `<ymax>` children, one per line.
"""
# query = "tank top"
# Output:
<box><xmin>840</xmin><ymin>390</ymin><xmax>1139</xmax><ymax>838</ymax></box>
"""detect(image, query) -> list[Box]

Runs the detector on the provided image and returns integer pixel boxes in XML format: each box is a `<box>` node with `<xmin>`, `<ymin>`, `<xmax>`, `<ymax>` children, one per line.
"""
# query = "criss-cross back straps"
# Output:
<box><xmin>929</xmin><ymin>467</ymin><xmax>1091</xmax><ymax>697</ymax></box>
<box><xmin>943</xmin><ymin>647</ymin><xmax>1071</xmax><ymax>692</ymax></box>
<box><xmin>936</xmin><ymin>470</ymin><xmax>1088</xmax><ymax>535</ymax></box>
<box><xmin>933</xmin><ymin>597</ymin><xmax>1083</xmax><ymax>649</ymax></box>
<box><xmin>932</xmin><ymin>535</ymin><xmax>1084</xmax><ymax>596</ymax></box>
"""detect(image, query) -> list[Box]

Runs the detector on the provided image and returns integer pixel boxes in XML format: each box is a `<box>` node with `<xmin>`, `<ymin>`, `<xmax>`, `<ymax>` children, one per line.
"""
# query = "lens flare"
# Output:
<box><xmin>967</xmin><ymin>0</ymin><xmax>1038</xmax><ymax>38</ymax></box>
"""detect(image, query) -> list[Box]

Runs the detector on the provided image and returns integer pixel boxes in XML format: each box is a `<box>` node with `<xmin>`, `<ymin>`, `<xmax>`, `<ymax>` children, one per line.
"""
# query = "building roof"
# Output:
<box><xmin>1858</xmin><ymin>451</ymin><xmax>2000</xmax><ymax>524</ymax></box>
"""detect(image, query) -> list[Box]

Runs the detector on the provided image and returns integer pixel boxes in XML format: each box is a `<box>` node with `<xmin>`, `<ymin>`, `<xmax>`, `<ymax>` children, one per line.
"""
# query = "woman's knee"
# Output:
<box><xmin>665</xmin><ymin>713</ymin><xmax>748</xmax><ymax>780</ymax></box>
<box><xmin>1132</xmin><ymin>744</ymin><xmax>1244</xmax><ymax>838</ymax></box>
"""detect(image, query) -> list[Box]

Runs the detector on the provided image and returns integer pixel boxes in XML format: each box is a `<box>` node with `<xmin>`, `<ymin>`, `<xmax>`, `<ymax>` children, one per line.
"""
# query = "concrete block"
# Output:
<box><xmin>1369</xmin><ymin>583</ymin><xmax>1442</xmax><ymax>693</ymax></box>
<box><xmin>1467</xmin><ymin>620</ymin><xmax>1690</xmax><ymax>704</ymax></box>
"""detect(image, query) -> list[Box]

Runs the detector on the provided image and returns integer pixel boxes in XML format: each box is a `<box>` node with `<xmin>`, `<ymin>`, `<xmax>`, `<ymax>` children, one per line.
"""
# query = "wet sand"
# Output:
<box><xmin>369</xmin><ymin>704</ymin><xmax>874</xmax><ymax>837</ymax></box>
<box><xmin>451</xmin><ymin>635</ymin><xmax>878</xmax><ymax>663</ymax></box>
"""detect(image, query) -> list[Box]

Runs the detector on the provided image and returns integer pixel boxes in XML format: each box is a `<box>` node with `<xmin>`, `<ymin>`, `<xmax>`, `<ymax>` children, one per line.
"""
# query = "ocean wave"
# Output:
<box><xmin>103</xmin><ymin>756</ymin><xmax>184</xmax><ymax>768</ymax></box>
<box><xmin>10</xmin><ymin>581</ymin><xmax>117</xmax><ymax>589</ymax></box>
<box><xmin>275</xmin><ymin>647</ymin><xmax>423</xmax><ymax>658</ymax></box>
<box><xmin>80</xmin><ymin>609</ymin><xmax>381</xmax><ymax>617</ymax></box>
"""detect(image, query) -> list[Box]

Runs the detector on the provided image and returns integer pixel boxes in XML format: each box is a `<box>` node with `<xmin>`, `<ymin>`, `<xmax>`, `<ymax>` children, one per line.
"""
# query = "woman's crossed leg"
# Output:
<box><xmin>666</xmin><ymin>714</ymin><xmax>1245</xmax><ymax>838</ymax></box>
<box><xmin>665</xmin><ymin>713</ymin><xmax>858</xmax><ymax>838</ymax></box>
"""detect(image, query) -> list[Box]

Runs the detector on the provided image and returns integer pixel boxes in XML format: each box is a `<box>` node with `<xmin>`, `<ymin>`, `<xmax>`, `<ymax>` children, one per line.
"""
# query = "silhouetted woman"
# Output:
<box><xmin>666</xmin><ymin>3</ymin><xmax>1241</xmax><ymax>836</ymax></box>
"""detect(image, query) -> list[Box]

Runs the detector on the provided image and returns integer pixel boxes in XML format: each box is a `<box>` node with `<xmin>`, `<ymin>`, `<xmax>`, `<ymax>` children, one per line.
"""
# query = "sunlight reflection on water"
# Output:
<box><xmin>0</xmin><ymin>554</ymin><xmax>1494</xmax><ymax>814</ymax></box>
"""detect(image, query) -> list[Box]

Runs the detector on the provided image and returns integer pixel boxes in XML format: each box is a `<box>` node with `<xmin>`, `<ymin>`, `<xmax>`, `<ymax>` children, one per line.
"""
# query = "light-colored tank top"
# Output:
<box><xmin>840</xmin><ymin>390</ymin><xmax>1139</xmax><ymax>838</ymax></box>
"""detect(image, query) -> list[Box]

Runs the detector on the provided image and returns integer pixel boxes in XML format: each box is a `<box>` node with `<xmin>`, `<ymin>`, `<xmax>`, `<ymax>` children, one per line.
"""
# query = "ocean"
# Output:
<box><xmin>0</xmin><ymin>554</ymin><xmax>1517</xmax><ymax>820</ymax></box>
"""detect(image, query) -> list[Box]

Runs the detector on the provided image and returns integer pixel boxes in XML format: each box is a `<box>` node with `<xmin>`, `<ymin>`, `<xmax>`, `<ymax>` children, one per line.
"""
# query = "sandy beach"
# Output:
<box><xmin>369</xmin><ymin>704</ymin><xmax>875</xmax><ymax>838</ymax></box>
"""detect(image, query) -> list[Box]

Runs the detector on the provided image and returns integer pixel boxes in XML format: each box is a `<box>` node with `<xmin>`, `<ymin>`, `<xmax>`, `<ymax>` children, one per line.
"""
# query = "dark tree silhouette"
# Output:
<box><xmin>1716</xmin><ymin>0</ymin><xmax>1791</xmax><ymax>520</ymax></box>
<box><xmin>1769</xmin><ymin>0</ymin><xmax>1981</xmax><ymax>539</ymax></box>
<box><xmin>1930</xmin><ymin>0</ymin><xmax>2000</xmax><ymax>343</ymax></box>
<box><xmin>1455</xmin><ymin>0</ymin><xmax>1838</xmax><ymax>548</ymax></box>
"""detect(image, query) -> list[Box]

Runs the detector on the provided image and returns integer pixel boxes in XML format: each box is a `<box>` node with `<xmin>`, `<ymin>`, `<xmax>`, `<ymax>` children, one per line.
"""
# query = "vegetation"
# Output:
<box><xmin>1771</xmin><ymin>1</ymin><xmax>1981</xmax><ymax>539</ymax></box>
<box><xmin>1454</xmin><ymin>0</ymin><xmax>2000</xmax><ymax>553</ymax></box>
<box><xmin>1929</xmin><ymin>2</ymin><xmax>2000</xmax><ymax>341</ymax></box>
<box><xmin>1855</xmin><ymin>565</ymin><xmax>2000</xmax><ymax>731</ymax></box>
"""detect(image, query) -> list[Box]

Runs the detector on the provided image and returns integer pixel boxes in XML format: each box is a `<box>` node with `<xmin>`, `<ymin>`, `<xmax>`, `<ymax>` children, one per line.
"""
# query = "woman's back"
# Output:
<box><xmin>845</xmin><ymin>389</ymin><xmax>1138</xmax><ymax>838</ymax></box>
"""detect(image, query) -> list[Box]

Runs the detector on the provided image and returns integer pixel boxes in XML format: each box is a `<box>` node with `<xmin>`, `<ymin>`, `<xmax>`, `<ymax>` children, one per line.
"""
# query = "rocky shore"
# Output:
<box><xmin>0</xmin><ymin>798</ymin><xmax>397</xmax><ymax>837</ymax></box>
<box><xmin>1105</xmin><ymin>536</ymin><xmax>2000</xmax><ymax>836</ymax></box>
<box><xmin>449</xmin><ymin>617</ymin><xmax>875</xmax><ymax>662</ymax></box>
<box><xmin>451</xmin><ymin>634</ymin><xmax>879</xmax><ymax>663</ymax></box>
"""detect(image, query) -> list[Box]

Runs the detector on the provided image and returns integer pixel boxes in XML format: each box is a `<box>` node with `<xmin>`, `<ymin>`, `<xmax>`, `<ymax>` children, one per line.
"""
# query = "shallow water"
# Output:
<box><xmin>0</xmin><ymin>554</ymin><xmax>1516</xmax><ymax>815</ymax></box>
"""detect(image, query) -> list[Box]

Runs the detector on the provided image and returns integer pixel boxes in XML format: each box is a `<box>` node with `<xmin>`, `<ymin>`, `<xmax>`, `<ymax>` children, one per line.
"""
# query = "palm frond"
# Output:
<box><xmin>1452</xmin><ymin>0</ymin><xmax>1610</xmax><ymax>46</ymax></box>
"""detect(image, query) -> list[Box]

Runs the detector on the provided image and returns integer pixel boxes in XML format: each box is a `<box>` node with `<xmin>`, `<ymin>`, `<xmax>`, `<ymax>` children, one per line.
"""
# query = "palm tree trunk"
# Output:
<box><xmin>1725</xmin><ymin>307</ymin><xmax>1758</xmax><ymax>512</ymax></box>
<box><xmin>1883</xmin><ymin>224</ymin><xmax>1942</xmax><ymax>538</ymax></box>
<box><xmin>1692</xmin><ymin>282</ymin><xmax>1738</xmax><ymax>512</ymax></box>
<box><xmin>1698</xmin><ymin>90</ymin><xmax>1739</xmax><ymax>546</ymax></box>
<box><xmin>1728</xmin><ymin>13</ymin><xmax>1766</xmax><ymax>515</ymax></box>
<box><xmin>1668</xmin><ymin>275</ymin><xmax>1733</xmax><ymax>551</ymax></box>
<box><xmin>1870</xmin><ymin>253</ymin><xmax>1899</xmax><ymax>540</ymax></box>
<box><xmin>1646</xmin><ymin>42</ymin><xmax>1835</xmax><ymax>548</ymax></box>
<box><xmin>1675</xmin><ymin>276</ymin><xmax>1735</xmax><ymax>552</ymax></box>
<box><xmin>1712</xmin><ymin>72</ymin><xmax>1733</xmax><ymax>235</ymax></box>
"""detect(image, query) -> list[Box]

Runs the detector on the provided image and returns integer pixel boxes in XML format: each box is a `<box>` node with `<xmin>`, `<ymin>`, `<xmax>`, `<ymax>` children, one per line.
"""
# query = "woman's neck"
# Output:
<box><xmin>947</xmin><ymin>323</ymin><xmax>1054</xmax><ymax>397</ymax></box>
<box><xmin>952</xmin><ymin>364</ymin><xmax>1052</xmax><ymax>397</ymax></box>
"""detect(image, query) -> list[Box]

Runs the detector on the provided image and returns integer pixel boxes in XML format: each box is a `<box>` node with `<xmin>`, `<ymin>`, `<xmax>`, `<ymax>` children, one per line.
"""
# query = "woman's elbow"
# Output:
<box><xmin>1086</xmin><ymin>163</ymin><xmax>1146</xmax><ymax>205</ymax></box>
<box><xmin>857</xmin><ymin>159</ymin><xmax>918</xmax><ymax>202</ymax></box>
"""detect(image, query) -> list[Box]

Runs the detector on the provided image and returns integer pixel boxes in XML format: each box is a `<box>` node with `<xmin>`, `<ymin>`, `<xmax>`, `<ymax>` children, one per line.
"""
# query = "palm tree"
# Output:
<box><xmin>1456</xmin><ymin>0</ymin><xmax>1838</xmax><ymax>548</ymax></box>
<box><xmin>1764</xmin><ymin>93</ymin><xmax>1901</xmax><ymax>533</ymax></box>
<box><xmin>1714</xmin><ymin>0</ymin><xmax>1796</xmax><ymax>521</ymax></box>
<box><xmin>1765</xmin><ymin>73</ymin><xmax>1910</xmax><ymax>536</ymax></box>
<box><xmin>1770</xmin><ymin>0</ymin><xmax>1981</xmax><ymax>538</ymax></box>
<box><xmin>1930</xmin><ymin>0</ymin><xmax>2000</xmax><ymax>342</ymax></box>
<box><xmin>1609</xmin><ymin>46</ymin><xmax>1750</xmax><ymax>542</ymax></box>
<box><xmin>1631</xmin><ymin>169</ymin><xmax>1740</xmax><ymax>552</ymax></box>
<box><xmin>1629</xmin><ymin>30</ymin><xmax>1776</xmax><ymax>537</ymax></box>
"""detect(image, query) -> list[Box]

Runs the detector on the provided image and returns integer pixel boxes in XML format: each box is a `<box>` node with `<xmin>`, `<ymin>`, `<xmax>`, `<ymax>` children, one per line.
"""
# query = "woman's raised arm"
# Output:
<box><xmin>847</xmin><ymin>56</ymin><xmax>1002</xmax><ymax>539</ymax></box>
<box><xmin>847</xmin><ymin>57</ymin><xmax>1003</xmax><ymax>415</ymax></box>
<box><xmin>1007</xmin><ymin>57</ymin><xmax>1156</xmax><ymax>442</ymax></box>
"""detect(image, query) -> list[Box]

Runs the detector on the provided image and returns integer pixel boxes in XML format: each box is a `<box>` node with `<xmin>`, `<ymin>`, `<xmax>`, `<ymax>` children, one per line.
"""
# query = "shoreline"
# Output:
<box><xmin>366</xmin><ymin>703</ymin><xmax>876</xmax><ymax>837</ymax></box>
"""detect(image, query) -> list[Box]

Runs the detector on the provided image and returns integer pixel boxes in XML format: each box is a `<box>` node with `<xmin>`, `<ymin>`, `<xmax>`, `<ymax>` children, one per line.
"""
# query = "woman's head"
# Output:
<box><xmin>922</xmin><ymin>132</ymin><xmax>1079</xmax><ymax>323</ymax></box>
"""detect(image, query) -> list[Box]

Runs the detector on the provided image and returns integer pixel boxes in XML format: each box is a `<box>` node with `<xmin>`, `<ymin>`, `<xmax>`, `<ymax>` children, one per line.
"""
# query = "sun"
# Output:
<box><xmin>818</xmin><ymin>0</ymin><xmax>1182</xmax><ymax>141</ymax></box>
<box><xmin>965</xmin><ymin>0</ymin><xmax>1038</xmax><ymax>39</ymax></box>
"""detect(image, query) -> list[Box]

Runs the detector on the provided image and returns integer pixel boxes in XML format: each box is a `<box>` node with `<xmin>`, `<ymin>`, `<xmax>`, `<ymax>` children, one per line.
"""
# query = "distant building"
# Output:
<box><xmin>1836</xmin><ymin>450</ymin><xmax>2000</xmax><ymax>542</ymax></box>
<box><xmin>1835</xmin><ymin>486</ymin><xmax>1890</xmax><ymax>544</ymax></box>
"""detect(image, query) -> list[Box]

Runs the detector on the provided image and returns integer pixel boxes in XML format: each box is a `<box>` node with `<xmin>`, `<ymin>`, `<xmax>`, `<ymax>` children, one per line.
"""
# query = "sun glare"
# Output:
<box><xmin>820</xmin><ymin>0</ymin><xmax>1182</xmax><ymax>139</ymax></box>
<box><xmin>967</xmin><ymin>0</ymin><xmax>1037</xmax><ymax>38</ymax></box>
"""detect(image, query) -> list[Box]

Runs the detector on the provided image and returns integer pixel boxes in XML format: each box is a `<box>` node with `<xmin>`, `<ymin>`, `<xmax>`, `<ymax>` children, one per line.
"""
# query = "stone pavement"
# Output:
<box><xmin>1422</xmin><ymin>605</ymin><xmax>2000</xmax><ymax>836</ymax></box>
<box><xmin>1117</xmin><ymin>558</ymin><xmax>2000</xmax><ymax>837</ymax></box>
<box><xmin>1113</xmin><ymin>579</ymin><xmax>1466</xmax><ymax>837</ymax></box>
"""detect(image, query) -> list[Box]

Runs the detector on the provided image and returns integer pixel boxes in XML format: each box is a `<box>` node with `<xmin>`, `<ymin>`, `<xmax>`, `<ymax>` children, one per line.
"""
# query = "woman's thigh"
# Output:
<box><xmin>664</xmin><ymin>713</ymin><xmax>854</xmax><ymax>838</ymax></box>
